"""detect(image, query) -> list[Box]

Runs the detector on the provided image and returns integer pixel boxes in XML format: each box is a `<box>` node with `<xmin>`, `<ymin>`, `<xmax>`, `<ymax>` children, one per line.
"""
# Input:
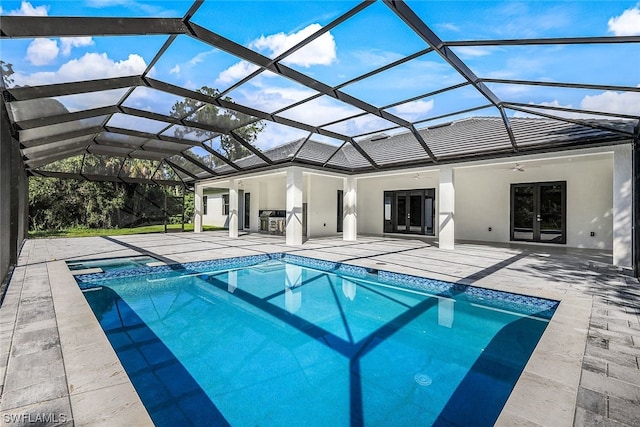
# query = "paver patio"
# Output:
<box><xmin>1</xmin><ymin>231</ymin><xmax>639</xmax><ymax>426</ymax></box>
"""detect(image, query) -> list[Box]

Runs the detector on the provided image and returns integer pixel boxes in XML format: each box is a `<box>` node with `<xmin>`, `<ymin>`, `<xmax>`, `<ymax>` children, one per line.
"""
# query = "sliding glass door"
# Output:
<box><xmin>383</xmin><ymin>189</ymin><xmax>435</xmax><ymax>235</ymax></box>
<box><xmin>511</xmin><ymin>181</ymin><xmax>566</xmax><ymax>244</ymax></box>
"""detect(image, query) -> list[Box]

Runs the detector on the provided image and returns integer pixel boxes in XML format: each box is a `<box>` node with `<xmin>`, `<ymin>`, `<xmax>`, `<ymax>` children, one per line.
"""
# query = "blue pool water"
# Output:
<box><xmin>73</xmin><ymin>254</ymin><xmax>557</xmax><ymax>427</ymax></box>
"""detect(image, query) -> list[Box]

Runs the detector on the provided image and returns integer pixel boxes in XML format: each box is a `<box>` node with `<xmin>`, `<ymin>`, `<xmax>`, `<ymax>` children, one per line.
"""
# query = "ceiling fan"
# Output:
<box><xmin>499</xmin><ymin>162</ymin><xmax>529</xmax><ymax>172</ymax></box>
<box><xmin>511</xmin><ymin>163</ymin><xmax>526</xmax><ymax>172</ymax></box>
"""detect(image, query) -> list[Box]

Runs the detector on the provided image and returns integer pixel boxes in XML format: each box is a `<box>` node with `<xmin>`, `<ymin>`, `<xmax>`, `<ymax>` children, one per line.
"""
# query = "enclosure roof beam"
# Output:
<box><xmin>0</xmin><ymin>16</ymin><xmax>189</xmax><ymax>38</ymax></box>
<box><xmin>383</xmin><ymin>0</ymin><xmax>519</xmax><ymax>152</ymax></box>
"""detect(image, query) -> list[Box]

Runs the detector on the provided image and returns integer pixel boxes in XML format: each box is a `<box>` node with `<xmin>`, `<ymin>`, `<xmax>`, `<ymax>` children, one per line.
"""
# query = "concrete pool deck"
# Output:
<box><xmin>1</xmin><ymin>231</ymin><xmax>639</xmax><ymax>426</ymax></box>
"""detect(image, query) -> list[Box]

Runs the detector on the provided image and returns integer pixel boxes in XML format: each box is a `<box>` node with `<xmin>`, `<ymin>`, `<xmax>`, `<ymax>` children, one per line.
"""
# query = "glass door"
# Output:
<box><xmin>396</xmin><ymin>192</ymin><xmax>408</xmax><ymax>232</ymax></box>
<box><xmin>512</xmin><ymin>185</ymin><xmax>535</xmax><ymax>241</ymax></box>
<box><xmin>244</xmin><ymin>193</ymin><xmax>250</xmax><ymax>229</ymax></box>
<box><xmin>539</xmin><ymin>183</ymin><xmax>565</xmax><ymax>243</ymax></box>
<box><xmin>337</xmin><ymin>190</ymin><xmax>343</xmax><ymax>233</ymax></box>
<box><xmin>511</xmin><ymin>182</ymin><xmax>566</xmax><ymax>244</ymax></box>
<box><xmin>384</xmin><ymin>189</ymin><xmax>435</xmax><ymax>236</ymax></box>
<box><xmin>408</xmin><ymin>191</ymin><xmax>423</xmax><ymax>233</ymax></box>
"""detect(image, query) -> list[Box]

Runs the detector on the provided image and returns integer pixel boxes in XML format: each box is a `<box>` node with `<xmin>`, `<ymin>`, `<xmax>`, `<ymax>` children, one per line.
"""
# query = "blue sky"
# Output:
<box><xmin>1</xmin><ymin>0</ymin><xmax>639</xmax><ymax>150</ymax></box>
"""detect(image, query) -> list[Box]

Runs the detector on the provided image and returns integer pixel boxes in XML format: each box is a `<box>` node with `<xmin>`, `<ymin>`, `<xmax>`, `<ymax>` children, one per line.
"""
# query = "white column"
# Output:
<box><xmin>229</xmin><ymin>179</ymin><xmax>239</xmax><ymax>238</ymax></box>
<box><xmin>305</xmin><ymin>174</ymin><xmax>312</xmax><ymax>239</ymax></box>
<box><xmin>228</xmin><ymin>270</ymin><xmax>237</xmax><ymax>293</ymax></box>
<box><xmin>286</xmin><ymin>167</ymin><xmax>303</xmax><ymax>245</ymax></box>
<box><xmin>438</xmin><ymin>298</ymin><xmax>454</xmax><ymax>328</ymax></box>
<box><xmin>343</xmin><ymin>176</ymin><xmax>357</xmax><ymax>241</ymax></box>
<box><xmin>250</xmin><ymin>182</ymin><xmax>260</xmax><ymax>233</ymax></box>
<box><xmin>194</xmin><ymin>183</ymin><xmax>203</xmax><ymax>233</ymax></box>
<box><xmin>285</xmin><ymin>264</ymin><xmax>303</xmax><ymax>314</ymax></box>
<box><xmin>613</xmin><ymin>145</ymin><xmax>633</xmax><ymax>267</ymax></box>
<box><xmin>438</xmin><ymin>167</ymin><xmax>455</xmax><ymax>250</ymax></box>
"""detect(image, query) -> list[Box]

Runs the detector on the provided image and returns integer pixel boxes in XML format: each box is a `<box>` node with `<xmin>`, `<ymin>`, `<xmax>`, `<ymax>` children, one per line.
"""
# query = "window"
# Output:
<box><xmin>222</xmin><ymin>194</ymin><xmax>229</xmax><ymax>215</ymax></box>
<box><xmin>203</xmin><ymin>195</ymin><xmax>208</xmax><ymax>215</ymax></box>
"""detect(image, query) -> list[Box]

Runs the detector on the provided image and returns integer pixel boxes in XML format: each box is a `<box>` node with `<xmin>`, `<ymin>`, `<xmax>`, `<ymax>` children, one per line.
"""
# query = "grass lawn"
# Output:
<box><xmin>28</xmin><ymin>224</ymin><xmax>224</xmax><ymax>238</ymax></box>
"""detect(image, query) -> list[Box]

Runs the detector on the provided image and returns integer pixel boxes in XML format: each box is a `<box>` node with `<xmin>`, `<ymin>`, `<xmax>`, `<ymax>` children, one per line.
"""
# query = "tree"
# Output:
<box><xmin>0</xmin><ymin>60</ymin><xmax>14</xmax><ymax>88</ymax></box>
<box><xmin>170</xmin><ymin>86</ymin><xmax>265</xmax><ymax>163</ymax></box>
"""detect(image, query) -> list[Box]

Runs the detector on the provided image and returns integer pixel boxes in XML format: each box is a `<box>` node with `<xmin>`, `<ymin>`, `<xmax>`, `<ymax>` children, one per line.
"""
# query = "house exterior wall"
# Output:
<box><xmin>307</xmin><ymin>174</ymin><xmax>343</xmax><ymax>238</ymax></box>
<box><xmin>455</xmin><ymin>155</ymin><xmax>613</xmax><ymax>249</ymax></box>
<box><xmin>202</xmin><ymin>189</ymin><xmax>228</xmax><ymax>227</ymax></box>
<box><xmin>202</xmin><ymin>175</ymin><xmax>289</xmax><ymax>229</ymax></box>
<box><xmin>357</xmin><ymin>153</ymin><xmax>615</xmax><ymax>250</ymax></box>
<box><xmin>198</xmin><ymin>149</ymin><xmax>625</xmax><ymax>255</ymax></box>
<box><xmin>357</xmin><ymin>172</ymin><xmax>439</xmax><ymax>235</ymax></box>
<box><xmin>262</xmin><ymin>177</ymin><xmax>286</xmax><ymax>210</ymax></box>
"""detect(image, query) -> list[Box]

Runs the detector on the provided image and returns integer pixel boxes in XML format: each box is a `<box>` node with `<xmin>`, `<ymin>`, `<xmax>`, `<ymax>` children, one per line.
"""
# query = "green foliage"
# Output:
<box><xmin>29</xmin><ymin>177</ymin><xmax>126</xmax><ymax>230</ymax></box>
<box><xmin>28</xmin><ymin>176</ymin><xmax>194</xmax><ymax>231</ymax></box>
<box><xmin>170</xmin><ymin>86</ymin><xmax>265</xmax><ymax>162</ymax></box>
<box><xmin>28</xmin><ymin>154</ymin><xmax>194</xmax><ymax>231</ymax></box>
<box><xmin>27</xmin><ymin>86</ymin><xmax>265</xmax><ymax>233</ymax></box>
<box><xmin>1</xmin><ymin>60</ymin><xmax>14</xmax><ymax>87</ymax></box>
<box><xmin>28</xmin><ymin>224</ymin><xmax>222</xmax><ymax>239</ymax></box>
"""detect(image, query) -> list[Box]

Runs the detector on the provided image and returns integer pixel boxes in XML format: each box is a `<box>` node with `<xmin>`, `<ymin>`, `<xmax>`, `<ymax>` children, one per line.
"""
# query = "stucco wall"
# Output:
<box><xmin>455</xmin><ymin>155</ymin><xmax>613</xmax><ymax>249</ymax></box>
<box><xmin>307</xmin><ymin>175</ymin><xmax>342</xmax><ymax>238</ymax></box>
<box><xmin>199</xmin><ymin>152</ymin><xmax>619</xmax><ymax>252</ymax></box>
<box><xmin>202</xmin><ymin>189</ymin><xmax>228</xmax><ymax>227</ymax></box>
<box><xmin>202</xmin><ymin>175</ymin><xmax>289</xmax><ymax>229</ymax></box>
<box><xmin>357</xmin><ymin>154</ymin><xmax>614</xmax><ymax>250</ymax></box>
<box><xmin>357</xmin><ymin>172</ymin><xmax>439</xmax><ymax>235</ymax></box>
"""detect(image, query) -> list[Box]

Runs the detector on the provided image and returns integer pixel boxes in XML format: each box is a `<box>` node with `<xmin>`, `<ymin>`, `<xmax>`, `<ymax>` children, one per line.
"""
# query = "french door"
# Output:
<box><xmin>510</xmin><ymin>181</ymin><xmax>566</xmax><ymax>244</ymax></box>
<box><xmin>383</xmin><ymin>189</ymin><xmax>435</xmax><ymax>235</ymax></box>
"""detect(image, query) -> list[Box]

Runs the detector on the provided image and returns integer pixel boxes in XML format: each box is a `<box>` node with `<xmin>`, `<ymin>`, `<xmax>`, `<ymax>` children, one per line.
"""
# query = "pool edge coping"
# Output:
<box><xmin>48</xmin><ymin>260</ymin><xmax>153</xmax><ymax>426</ymax></box>
<box><xmin>59</xmin><ymin>252</ymin><xmax>588</xmax><ymax>427</ymax></box>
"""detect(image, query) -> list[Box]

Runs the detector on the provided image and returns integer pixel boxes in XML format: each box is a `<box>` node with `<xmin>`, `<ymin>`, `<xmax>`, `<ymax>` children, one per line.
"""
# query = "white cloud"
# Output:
<box><xmin>278</xmin><ymin>96</ymin><xmax>361</xmax><ymax>127</ymax></box>
<box><xmin>169</xmin><ymin>64</ymin><xmax>181</xmax><ymax>75</ymax></box>
<box><xmin>215</xmin><ymin>60</ymin><xmax>260</xmax><ymax>86</ymax></box>
<box><xmin>352</xmin><ymin>50</ymin><xmax>403</xmax><ymax>68</ymax></box>
<box><xmin>251</xmin><ymin>122</ymin><xmax>309</xmax><ymax>150</ymax></box>
<box><xmin>26</xmin><ymin>38</ymin><xmax>59</xmax><ymax>66</ymax></box>
<box><xmin>14</xmin><ymin>52</ymin><xmax>147</xmax><ymax>86</ymax></box>
<box><xmin>250</xmin><ymin>23</ymin><xmax>337</xmax><ymax>68</ymax></box>
<box><xmin>215</xmin><ymin>24</ymin><xmax>336</xmax><ymax>92</ymax></box>
<box><xmin>454</xmin><ymin>46</ymin><xmax>492</xmax><ymax>58</ymax></box>
<box><xmin>492</xmin><ymin>2</ymin><xmax>570</xmax><ymax>38</ymax></box>
<box><xmin>581</xmin><ymin>88</ymin><xmax>640</xmax><ymax>115</ymax></box>
<box><xmin>514</xmin><ymin>89</ymin><xmax>640</xmax><ymax>119</ymax></box>
<box><xmin>325</xmin><ymin>114</ymin><xmax>398</xmax><ymax>137</ymax></box>
<box><xmin>25</xmin><ymin>36</ymin><xmax>94</xmax><ymax>65</ymax></box>
<box><xmin>230</xmin><ymin>84</ymin><xmax>316</xmax><ymax>113</ymax></box>
<box><xmin>188</xmin><ymin>50</ymin><xmax>216</xmax><ymax>66</ymax></box>
<box><xmin>438</xmin><ymin>23</ymin><xmax>461</xmax><ymax>32</ymax></box>
<box><xmin>388</xmin><ymin>99</ymin><xmax>435</xmax><ymax>121</ymax></box>
<box><xmin>8</xmin><ymin>1</ymin><xmax>48</xmax><ymax>16</ymax></box>
<box><xmin>60</xmin><ymin>37</ymin><xmax>94</xmax><ymax>56</ymax></box>
<box><xmin>608</xmin><ymin>6</ymin><xmax>640</xmax><ymax>36</ymax></box>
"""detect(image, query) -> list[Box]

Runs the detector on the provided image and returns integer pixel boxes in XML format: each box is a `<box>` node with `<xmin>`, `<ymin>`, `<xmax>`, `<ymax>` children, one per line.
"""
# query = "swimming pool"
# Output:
<box><xmin>67</xmin><ymin>255</ymin><xmax>161</xmax><ymax>273</ymax></box>
<box><xmin>73</xmin><ymin>254</ymin><xmax>557</xmax><ymax>426</ymax></box>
